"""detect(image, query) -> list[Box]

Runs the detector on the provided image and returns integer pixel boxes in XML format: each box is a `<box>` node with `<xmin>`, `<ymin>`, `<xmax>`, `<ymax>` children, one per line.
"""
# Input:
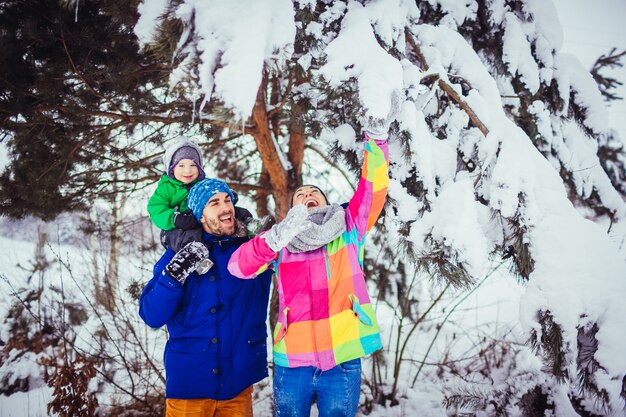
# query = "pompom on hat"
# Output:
<box><xmin>187</xmin><ymin>179</ymin><xmax>238</xmax><ymax>221</ymax></box>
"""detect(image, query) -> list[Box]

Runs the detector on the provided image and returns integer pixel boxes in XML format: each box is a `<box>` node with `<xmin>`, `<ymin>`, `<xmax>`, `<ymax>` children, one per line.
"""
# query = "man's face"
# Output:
<box><xmin>292</xmin><ymin>185</ymin><xmax>327</xmax><ymax>211</ymax></box>
<box><xmin>200</xmin><ymin>192</ymin><xmax>235</xmax><ymax>236</ymax></box>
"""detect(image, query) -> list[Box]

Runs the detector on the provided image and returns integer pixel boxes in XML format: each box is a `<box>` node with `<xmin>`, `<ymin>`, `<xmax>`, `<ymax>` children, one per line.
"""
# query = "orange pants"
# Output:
<box><xmin>165</xmin><ymin>385</ymin><xmax>253</xmax><ymax>417</ymax></box>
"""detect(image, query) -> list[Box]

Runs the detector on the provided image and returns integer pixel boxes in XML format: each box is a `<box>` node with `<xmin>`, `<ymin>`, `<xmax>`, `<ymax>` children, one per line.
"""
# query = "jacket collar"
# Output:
<box><xmin>202</xmin><ymin>219</ymin><xmax>249</xmax><ymax>247</ymax></box>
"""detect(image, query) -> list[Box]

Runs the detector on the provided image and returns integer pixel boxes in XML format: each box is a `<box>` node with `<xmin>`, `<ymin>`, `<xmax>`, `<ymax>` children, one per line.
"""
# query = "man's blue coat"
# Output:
<box><xmin>139</xmin><ymin>233</ymin><xmax>272</xmax><ymax>400</ymax></box>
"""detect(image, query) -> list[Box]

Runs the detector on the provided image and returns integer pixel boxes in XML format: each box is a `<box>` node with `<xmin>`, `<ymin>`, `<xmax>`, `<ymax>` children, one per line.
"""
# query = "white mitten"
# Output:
<box><xmin>263</xmin><ymin>205</ymin><xmax>312</xmax><ymax>252</ymax></box>
<box><xmin>364</xmin><ymin>89</ymin><xmax>402</xmax><ymax>139</ymax></box>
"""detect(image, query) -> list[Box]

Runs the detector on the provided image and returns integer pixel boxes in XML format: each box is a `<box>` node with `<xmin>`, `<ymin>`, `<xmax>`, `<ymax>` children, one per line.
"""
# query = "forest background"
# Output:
<box><xmin>0</xmin><ymin>1</ymin><xmax>625</xmax><ymax>416</ymax></box>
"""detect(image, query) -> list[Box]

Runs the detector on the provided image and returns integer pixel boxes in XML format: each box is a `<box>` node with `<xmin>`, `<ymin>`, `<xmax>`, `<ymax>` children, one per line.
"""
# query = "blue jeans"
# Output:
<box><xmin>273</xmin><ymin>359</ymin><xmax>361</xmax><ymax>417</ymax></box>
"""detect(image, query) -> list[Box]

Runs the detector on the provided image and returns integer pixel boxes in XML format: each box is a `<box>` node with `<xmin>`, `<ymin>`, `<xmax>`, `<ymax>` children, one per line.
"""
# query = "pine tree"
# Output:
<box><xmin>134</xmin><ymin>1</ymin><xmax>626</xmax><ymax>414</ymax></box>
<box><xmin>0</xmin><ymin>0</ymin><xmax>182</xmax><ymax>219</ymax></box>
<box><xmin>2</xmin><ymin>1</ymin><xmax>625</xmax><ymax>415</ymax></box>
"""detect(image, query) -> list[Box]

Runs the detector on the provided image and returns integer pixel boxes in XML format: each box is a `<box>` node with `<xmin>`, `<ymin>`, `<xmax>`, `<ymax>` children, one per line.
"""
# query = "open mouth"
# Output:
<box><xmin>305</xmin><ymin>200</ymin><xmax>318</xmax><ymax>209</ymax></box>
<box><xmin>219</xmin><ymin>214</ymin><xmax>234</xmax><ymax>226</ymax></box>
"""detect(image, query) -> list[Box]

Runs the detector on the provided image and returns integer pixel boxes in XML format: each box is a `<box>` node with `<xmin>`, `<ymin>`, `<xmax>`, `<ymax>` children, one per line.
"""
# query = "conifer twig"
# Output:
<box><xmin>405</xmin><ymin>29</ymin><xmax>489</xmax><ymax>136</ymax></box>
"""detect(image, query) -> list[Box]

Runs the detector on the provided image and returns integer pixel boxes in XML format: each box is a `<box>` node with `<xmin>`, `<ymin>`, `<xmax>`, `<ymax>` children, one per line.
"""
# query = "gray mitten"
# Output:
<box><xmin>165</xmin><ymin>241</ymin><xmax>211</xmax><ymax>284</ymax></box>
<box><xmin>364</xmin><ymin>89</ymin><xmax>401</xmax><ymax>139</ymax></box>
<box><xmin>263</xmin><ymin>205</ymin><xmax>312</xmax><ymax>252</ymax></box>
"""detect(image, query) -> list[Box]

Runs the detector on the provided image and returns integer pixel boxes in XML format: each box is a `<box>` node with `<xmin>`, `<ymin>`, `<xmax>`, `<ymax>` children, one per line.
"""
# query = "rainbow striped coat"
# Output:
<box><xmin>228</xmin><ymin>135</ymin><xmax>389</xmax><ymax>370</ymax></box>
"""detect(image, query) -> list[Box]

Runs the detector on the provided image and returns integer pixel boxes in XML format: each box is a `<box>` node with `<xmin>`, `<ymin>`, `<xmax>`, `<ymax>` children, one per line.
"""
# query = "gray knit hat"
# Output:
<box><xmin>163</xmin><ymin>137</ymin><xmax>206</xmax><ymax>181</ymax></box>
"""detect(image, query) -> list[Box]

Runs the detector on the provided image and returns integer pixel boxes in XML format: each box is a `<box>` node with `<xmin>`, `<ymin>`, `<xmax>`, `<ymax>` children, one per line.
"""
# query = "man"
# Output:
<box><xmin>139</xmin><ymin>178</ymin><xmax>272</xmax><ymax>417</ymax></box>
<box><xmin>227</xmin><ymin>95</ymin><xmax>398</xmax><ymax>417</ymax></box>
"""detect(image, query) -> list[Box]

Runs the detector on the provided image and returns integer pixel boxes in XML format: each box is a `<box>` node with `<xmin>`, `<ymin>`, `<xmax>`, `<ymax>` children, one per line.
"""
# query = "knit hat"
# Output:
<box><xmin>290</xmin><ymin>184</ymin><xmax>329</xmax><ymax>207</ymax></box>
<box><xmin>187</xmin><ymin>178</ymin><xmax>238</xmax><ymax>221</ymax></box>
<box><xmin>163</xmin><ymin>137</ymin><xmax>206</xmax><ymax>181</ymax></box>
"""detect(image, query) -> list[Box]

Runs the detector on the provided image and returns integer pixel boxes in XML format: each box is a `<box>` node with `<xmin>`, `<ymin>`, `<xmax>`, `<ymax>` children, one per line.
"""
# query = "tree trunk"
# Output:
<box><xmin>250</xmin><ymin>76</ymin><xmax>293</xmax><ymax>219</ymax></box>
<box><xmin>103</xmin><ymin>177</ymin><xmax>126</xmax><ymax>312</ymax></box>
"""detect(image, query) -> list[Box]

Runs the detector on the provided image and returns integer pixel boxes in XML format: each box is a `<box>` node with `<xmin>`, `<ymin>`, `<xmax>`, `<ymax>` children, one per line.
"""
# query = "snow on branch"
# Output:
<box><xmin>405</xmin><ymin>29</ymin><xmax>489</xmax><ymax>136</ymax></box>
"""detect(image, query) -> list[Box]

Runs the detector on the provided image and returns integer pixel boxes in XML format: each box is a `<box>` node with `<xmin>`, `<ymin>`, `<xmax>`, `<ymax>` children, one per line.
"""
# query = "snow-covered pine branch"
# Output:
<box><xmin>130</xmin><ymin>1</ymin><xmax>626</xmax><ymax>414</ymax></box>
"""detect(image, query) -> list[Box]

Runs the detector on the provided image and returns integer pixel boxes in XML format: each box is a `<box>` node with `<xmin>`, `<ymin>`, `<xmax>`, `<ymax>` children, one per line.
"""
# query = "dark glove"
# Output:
<box><xmin>165</xmin><ymin>242</ymin><xmax>211</xmax><ymax>284</ymax></box>
<box><xmin>174</xmin><ymin>210</ymin><xmax>199</xmax><ymax>230</ymax></box>
<box><xmin>245</xmin><ymin>215</ymin><xmax>275</xmax><ymax>236</ymax></box>
<box><xmin>235</xmin><ymin>206</ymin><xmax>253</xmax><ymax>223</ymax></box>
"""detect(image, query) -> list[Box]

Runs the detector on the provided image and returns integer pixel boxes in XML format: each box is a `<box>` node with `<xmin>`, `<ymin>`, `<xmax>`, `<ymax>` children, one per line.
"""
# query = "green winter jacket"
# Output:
<box><xmin>147</xmin><ymin>174</ymin><xmax>199</xmax><ymax>230</ymax></box>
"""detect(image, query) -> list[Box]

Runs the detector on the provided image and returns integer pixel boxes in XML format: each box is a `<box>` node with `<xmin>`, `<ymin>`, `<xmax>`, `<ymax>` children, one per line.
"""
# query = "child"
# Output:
<box><xmin>148</xmin><ymin>136</ymin><xmax>215</xmax><ymax>272</ymax></box>
<box><xmin>148</xmin><ymin>136</ymin><xmax>205</xmax><ymax>228</ymax></box>
<box><xmin>147</xmin><ymin>136</ymin><xmax>255</xmax><ymax>271</ymax></box>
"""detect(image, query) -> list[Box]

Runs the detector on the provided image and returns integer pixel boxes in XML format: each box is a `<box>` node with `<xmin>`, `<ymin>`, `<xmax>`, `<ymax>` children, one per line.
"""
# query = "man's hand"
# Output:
<box><xmin>364</xmin><ymin>89</ymin><xmax>401</xmax><ymax>139</ymax></box>
<box><xmin>165</xmin><ymin>242</ymin><xmax>211</xmax><ymax>284</ymax></box>
<box><xmin>263</xmin><ymin>205</ymin><xmax>312</xmax><ymax>252</ymax></box>
<box><xmin>174</xmin><ymin>210</ymin><xmax>200</xmax><ymax>230</ymax></box>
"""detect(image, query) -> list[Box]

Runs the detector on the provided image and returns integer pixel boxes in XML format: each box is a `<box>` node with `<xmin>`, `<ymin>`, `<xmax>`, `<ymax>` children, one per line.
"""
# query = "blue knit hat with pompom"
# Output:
<box><xmin>187</xmin><ymin>179</ymin><xmax>238</xmax><ymax>221</ymax></box>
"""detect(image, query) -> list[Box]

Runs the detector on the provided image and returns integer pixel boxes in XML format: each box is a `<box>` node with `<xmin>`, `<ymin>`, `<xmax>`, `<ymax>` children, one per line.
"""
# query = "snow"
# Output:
<box><xmin>395</xmin><ymin>106</ymin><xmax>457</xmax><ymax>198</ymax></box>
<box><xmin>319</xmin><ymin>123</ymin><xmax>358</xmax><ymax>153</ymax></box>
<box><xmin>137</xmin><ymin>0</ymin><xmax>296</xmax><ymax>120</ymax></box>
<box><xmin>502</xmin><ymin>12</ymin><xmax>540</xmax><ymax>93</ymax></box>
<box><xmin>387</xmin><ymin>178</ymin><xmax>421</xmax><ymax>222</ymax></box>
<box><xmin>552</xmin><ymin>0</ymin><xmax>626</xmax><ymax>141</ymax></box>
<box><xmin>560</xmin><ymin>121</ymin><xmax>625</xmax><ymax>214</ymax></box>
<box><xmin>361</xmin><ymin>0</ymin><xmax>418</xmax><ymax>49</ymax></box>
<box><xmin>0</xmin><ymin>387</ymin><xmax>51</xmax><ymax>417</ymax></box>
<box><xmin>134</xmin><ymin>0</ymin><xmax>169</xmax><ymax>47</ymax></box>
<box><xmin>522</xmin><ymin>209</ymin><xmax>626</xmax><ymax>410</ymax></box>
<box><xmin>522</xmin><ymin>0</ymin><xmax>564</xmax><ymax>52</ymax></box>
<box><xmin>409</xmin><ymin>178</ymin><xmax>491</xmax><ymax>278</ymax></box>
<box><xmin>193</xmin><ymin>0</ymin><xmax>295</xmax><ymax>119</ymax></box>
<box><xmin>0</xmin><ymin>140</ymin><xmax>9</xmax><ymax>172</ymax></box>
<box><xmin>555</xmin><ymin>53</ymin><xmax>609</xmax><ymax>132</ymax></box>
<box><xmin>319</xmin><ymin>1</ymin><xmax>403</xmax><ymax>121</ymax></box>
<box><xmin>427</xmin><ymin>0</ymin><xmax>478</xmax><ymax>28</ymax></box>
<box><xmin>400</xmin><ymin>11</ymin><xmax>625</xmax><ymax>412</ymax></box>
<box><xmin>2</xmin><ymin>0</ymin><xmax>626</xmax><ymax>415</ymax></box>
<box><xmin>413</xmin><ymin>24</ymin><xmax>505</xmax><ymax>125</ymax></box>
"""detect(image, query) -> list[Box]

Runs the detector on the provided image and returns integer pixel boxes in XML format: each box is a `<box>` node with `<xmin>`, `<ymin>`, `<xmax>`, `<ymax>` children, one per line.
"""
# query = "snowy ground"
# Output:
<box><xmin>0</xmin><ymin>224</ymin><xmax>526</xmax><ymax>416</ymax></box>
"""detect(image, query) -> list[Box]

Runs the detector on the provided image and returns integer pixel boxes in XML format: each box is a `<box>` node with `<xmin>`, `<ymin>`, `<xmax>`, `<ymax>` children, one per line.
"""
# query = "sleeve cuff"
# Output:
<box><xmin>364</xmin><ymin>131</ymin><xmax>389</xmax><ymax>141</ymax></box>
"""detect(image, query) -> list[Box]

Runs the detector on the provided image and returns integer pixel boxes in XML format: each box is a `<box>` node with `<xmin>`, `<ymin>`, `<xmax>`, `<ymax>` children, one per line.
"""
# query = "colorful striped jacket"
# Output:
<box><xmin>228</xmin><ymin>134</ymin><xmax>389</xmax><ymax>371</ymax></box>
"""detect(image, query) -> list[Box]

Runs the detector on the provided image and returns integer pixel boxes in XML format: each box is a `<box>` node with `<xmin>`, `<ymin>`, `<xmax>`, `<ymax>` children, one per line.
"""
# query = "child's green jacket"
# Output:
<box><xmin>147</xmin><ymin>174</ymin><xmax>199</xmax><ymax>230</ymax></box>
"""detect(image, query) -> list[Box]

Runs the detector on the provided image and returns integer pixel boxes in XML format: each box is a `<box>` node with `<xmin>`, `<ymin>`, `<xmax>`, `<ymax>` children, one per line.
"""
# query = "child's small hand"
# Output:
<box><xmin>174</xmin><ymin>210</ymin><xmax>200</xmax><ymax>230</ymax></box>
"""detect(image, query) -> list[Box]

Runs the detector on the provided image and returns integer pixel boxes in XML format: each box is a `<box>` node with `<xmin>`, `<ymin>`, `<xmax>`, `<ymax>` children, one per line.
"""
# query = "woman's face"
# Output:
<box><xmin>292</xmin><ymin>185</ymin><xmax>327</xmax><ymax>211</ymax></box>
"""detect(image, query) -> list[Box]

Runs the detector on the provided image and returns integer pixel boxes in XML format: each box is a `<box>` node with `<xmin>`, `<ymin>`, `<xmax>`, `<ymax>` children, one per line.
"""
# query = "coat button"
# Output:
<box><xmin>208</xmin><ymin>275</ymin><xmax>216</xmax><ymax>281</ymax></box>
<box><xmin>212</xmin><ymin>337</ymin><xmax>219</xmax><ymax>344</ymax></box>
<box><xmin>210</xmin><ymin>307</ymin><xmax>217</xmax><ymax>314</ymax></box>
<box><xmin>212</xmin><ymin>368</ymin><xmax>220</xmax><ymax>375</ymax></box>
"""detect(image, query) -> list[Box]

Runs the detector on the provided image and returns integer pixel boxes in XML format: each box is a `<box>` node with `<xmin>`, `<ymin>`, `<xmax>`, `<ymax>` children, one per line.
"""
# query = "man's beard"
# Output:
<box><xmin>205</xmin><ymin>211</ymin><xmax>235</xmax><ymax>236</ymax></box>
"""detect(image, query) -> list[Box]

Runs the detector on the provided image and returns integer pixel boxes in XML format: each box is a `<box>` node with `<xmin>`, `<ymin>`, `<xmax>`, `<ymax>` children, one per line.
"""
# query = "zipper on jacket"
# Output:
<box><xmin>311</xmin><ymin>246</ymin><xmax>330</xmax><ymax>369</ymax></box>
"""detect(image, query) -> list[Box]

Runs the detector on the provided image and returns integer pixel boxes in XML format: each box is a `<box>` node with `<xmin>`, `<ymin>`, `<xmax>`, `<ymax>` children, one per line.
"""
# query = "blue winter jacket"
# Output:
<box><xmin>139</xmin><ymin>232</ymin><xmax>272</xmax><ymax>400</ymax></box>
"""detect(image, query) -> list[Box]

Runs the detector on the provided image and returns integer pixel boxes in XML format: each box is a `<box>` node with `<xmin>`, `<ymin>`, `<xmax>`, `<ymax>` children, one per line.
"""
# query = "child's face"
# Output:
<box><xmin>172</xmin><ymin>159</ymin><xmax>200</xmax><ymax>184</ymax></box>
